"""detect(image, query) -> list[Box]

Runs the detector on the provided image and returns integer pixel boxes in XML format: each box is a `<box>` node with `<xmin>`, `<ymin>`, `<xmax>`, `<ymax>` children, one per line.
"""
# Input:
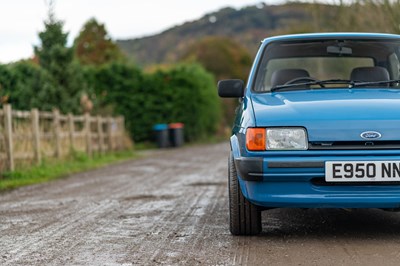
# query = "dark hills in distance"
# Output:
<box><xmin>116</xmin><ymin>3</ymin><xmax>332</xmax><ymax>66</ymax></box>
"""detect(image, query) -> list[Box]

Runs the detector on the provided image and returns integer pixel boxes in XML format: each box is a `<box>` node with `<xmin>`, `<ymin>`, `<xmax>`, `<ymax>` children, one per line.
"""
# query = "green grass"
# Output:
<box><xmin>0</xmin><ymin>150</ymin><xmax>138</xmax><ymax>191</ymax></box>
<box><xmin>133</xmin><ymin>141</ymin><xmax>157</xmax><ymax>150</ymax></box>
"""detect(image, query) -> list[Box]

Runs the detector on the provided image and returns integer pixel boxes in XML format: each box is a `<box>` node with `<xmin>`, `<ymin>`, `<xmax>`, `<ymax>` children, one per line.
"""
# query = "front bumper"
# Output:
<box><xmin>234</xmin><ymin>153</ymin><xmax>400</xmax><ymax>208</ymax></box>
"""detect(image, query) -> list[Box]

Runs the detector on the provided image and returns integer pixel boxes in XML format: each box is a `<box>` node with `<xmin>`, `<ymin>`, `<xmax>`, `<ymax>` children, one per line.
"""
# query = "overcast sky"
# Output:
<box><xmin>0</xmin><ymin>0</ymin><xmax>273</xmax><ymax>63</ymax></box>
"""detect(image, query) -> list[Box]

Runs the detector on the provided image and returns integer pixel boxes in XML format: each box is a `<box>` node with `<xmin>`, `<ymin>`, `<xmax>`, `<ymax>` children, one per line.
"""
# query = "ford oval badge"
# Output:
<box><xmin>360</xmin><ymin>131</ymin><xmax>382</xmax><ymax>140</ymax></box>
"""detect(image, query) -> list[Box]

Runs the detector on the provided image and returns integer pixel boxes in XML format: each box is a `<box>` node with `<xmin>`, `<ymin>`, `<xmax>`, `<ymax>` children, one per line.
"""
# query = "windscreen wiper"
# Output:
<box><xmin>351</xmin><ymin>79</ymin><xmax>400</xmax><ymax>88</ymax></box>
<box><xmin>271</xmin><ymin>79</ymin><xmax>354</xmax><ymax>92</ymax></box>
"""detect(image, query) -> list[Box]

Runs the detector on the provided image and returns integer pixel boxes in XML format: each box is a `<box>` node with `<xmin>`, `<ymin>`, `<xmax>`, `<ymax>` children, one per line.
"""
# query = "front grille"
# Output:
<box><xmin>309</xmin><ymin>141</ymin><xmax>400</xmax><ymax>150</ymax></box>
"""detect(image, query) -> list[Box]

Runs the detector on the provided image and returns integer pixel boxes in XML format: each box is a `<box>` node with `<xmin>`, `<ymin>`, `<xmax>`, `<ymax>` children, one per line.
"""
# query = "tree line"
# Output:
<box><xmin>0</xmin><ymin>12</ymin><xmax>222</xmax><ymax>142</ymax></box>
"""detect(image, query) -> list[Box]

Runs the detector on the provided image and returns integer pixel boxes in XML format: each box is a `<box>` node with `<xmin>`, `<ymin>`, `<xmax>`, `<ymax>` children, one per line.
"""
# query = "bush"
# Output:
<box><xmin>151</xmin><ymin>64</ymin><xmax>221</xmax><ymax>142</ymax></box>
<box><xmin>0</xmin><ymin>61</ymin><xmax>57</xmax><ymax>111</ymax></box>
<box><xmin>94</xmin><ymin>62</ymin><xmax>144</xmax><ymax>138</ymax></box>
<box><xmin>0</xmin><ymin>61</ymin><xmax>87</xmax><ymax>113</ymax></box>
<box><xmin>94</xmin><ymin>62</ymin><xmax>221</xmax><ymax>142</ymax></box>
<box><xmin>1</xmin><ymin>59</ymin><xmax>221</xmax><ymax>143</ymax></box>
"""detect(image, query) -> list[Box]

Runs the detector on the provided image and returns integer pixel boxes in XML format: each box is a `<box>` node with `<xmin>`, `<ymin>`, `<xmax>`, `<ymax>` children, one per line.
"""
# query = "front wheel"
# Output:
<box><xmin>229</xmin><ymin>153</ymin><xmax>262</xmax><ymax>235</ymax></box>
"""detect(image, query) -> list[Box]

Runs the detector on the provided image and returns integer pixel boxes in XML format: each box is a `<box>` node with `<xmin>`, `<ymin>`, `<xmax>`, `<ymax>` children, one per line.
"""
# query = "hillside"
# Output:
<box><xmin>117</xmin><ymin>3</ymin><xmax>336</xmax><ymax>66</ymax></box>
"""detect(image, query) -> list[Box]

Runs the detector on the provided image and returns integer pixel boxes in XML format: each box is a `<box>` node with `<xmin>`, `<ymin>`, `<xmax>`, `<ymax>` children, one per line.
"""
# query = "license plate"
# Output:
<box><xmin>325</xmin><ymin>161</ymin><xmax>400</xmax><ymax>182</ymax></box>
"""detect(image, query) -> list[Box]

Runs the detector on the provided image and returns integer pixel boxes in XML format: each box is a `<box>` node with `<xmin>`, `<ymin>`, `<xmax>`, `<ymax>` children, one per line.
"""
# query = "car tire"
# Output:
<box><xmin>229</xmin><ymin>152</ymin><xmax>262</xmax><ymax>235</ymax></box>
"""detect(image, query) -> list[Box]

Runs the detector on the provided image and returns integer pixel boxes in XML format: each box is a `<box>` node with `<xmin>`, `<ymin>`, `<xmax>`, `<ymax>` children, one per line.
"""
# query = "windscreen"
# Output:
<box><xmin>253</xmin><ymin>39</ymin><xmax>400</xmax><ymax>92</ymax></box>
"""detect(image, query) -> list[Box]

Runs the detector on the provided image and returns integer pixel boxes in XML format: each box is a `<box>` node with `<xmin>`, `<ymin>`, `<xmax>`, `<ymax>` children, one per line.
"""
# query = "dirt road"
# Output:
<box><xmin>2</xmin><ymin>143</ymin><xmax>400</xmax><ymax>265</ymax></box>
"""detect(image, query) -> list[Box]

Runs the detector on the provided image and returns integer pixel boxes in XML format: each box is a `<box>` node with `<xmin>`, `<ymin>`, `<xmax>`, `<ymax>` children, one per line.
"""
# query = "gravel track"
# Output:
<box><xmin>2</xmin><ymin>143</ymin><xmax>400</xmax><ymax>265</ymax></box>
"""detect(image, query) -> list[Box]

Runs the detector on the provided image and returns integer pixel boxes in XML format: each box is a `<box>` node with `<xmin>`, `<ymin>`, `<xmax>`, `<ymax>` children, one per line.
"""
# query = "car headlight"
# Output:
<box><xmin>246</xmin><ymin>127</ymin><xmax>308</xmax><ymax>151</ymax></box>
<box><xmin>266</xmin><ymin>128</ymin><xmax>308</xmax><ymax>150</ymax></box>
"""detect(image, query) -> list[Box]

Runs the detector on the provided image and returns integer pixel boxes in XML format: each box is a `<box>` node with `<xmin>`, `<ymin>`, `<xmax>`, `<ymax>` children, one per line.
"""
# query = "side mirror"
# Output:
<box><xmin>217</xmin><ymin>79</ymin><xmax>244</xmax><ymax>98</ymax></box>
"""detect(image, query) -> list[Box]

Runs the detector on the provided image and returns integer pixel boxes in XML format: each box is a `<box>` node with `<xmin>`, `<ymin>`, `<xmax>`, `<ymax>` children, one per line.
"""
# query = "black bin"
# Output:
<box><xmin>153</xmin><ymin>124</ymin><xmax>169</xmax><ymax>148</ymax></box>
<box><xmin>169</xmin><ymin>123</ymin><xmax>184</xmax><ymax>147</ymax></box>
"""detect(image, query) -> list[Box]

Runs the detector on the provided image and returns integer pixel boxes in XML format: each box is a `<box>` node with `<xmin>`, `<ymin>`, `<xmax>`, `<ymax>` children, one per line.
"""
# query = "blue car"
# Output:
<box><xmin>218</xmin><ymin>33</ymin><xmax>400</xmax><ymax>235</ymax></box>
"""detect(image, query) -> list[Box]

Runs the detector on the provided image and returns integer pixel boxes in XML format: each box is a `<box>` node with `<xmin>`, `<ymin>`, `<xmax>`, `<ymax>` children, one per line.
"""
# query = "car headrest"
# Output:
<box><xmin>350</xmin><ymin>66</ymin><xmax>390</xmax><ymax>82</ymax></box>
<box><xmin>271</xmin><ymin>69</ymin><xmax>310</xmax><ymax>87</ymax></box>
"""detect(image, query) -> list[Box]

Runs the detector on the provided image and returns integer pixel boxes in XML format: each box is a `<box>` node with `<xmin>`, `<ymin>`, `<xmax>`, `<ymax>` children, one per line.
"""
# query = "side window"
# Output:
<box><xmin>388</xmin><ymin>53</ymin><xmax>400</xmax><ymax>80</ymax></box>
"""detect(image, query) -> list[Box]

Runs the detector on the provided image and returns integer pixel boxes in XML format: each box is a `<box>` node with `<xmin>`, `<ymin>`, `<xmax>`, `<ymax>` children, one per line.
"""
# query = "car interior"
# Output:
<box><xmin>254</xmin><ymin>39</ymin><xmax>400</xmax><ymax>91</ymax></box>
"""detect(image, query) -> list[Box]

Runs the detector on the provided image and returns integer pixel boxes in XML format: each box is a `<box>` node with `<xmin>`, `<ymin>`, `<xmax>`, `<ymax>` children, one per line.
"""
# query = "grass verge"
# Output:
<box><xmin>0</xmin><ymin>150</ymin><xmax>137</xmax><ymax>191</ymax></box>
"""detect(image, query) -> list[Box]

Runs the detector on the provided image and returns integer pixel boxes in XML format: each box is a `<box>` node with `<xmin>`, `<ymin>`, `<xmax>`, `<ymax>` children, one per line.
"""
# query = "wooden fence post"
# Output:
<box><xmin>31</xmin><ymin>108</ymin><xmax>41</xmax><ymax>165</ymax></box>
<box><xmin>53</xmin><ymin>109</ymin><xmax>61</xmax><ymax>158</ymax></box>
<box><xmin>107</xmin><ymin>116</ymin><xmax>113</xmax><ymax>151</ymax></box>
<box><xmin>68</xmin><ymin>113</ymin><xmax>74</xmax><ymax>152</ymax></box>
<box><xmin>117</xmin><ymin>116</ymin><xmax>124</xmax><ymax>150</ymax></box>
<box><xmin>3</xmin><ymin>104</ymin><xmax>14</xmax><ymax>171</ymax></box>
<box><xmin>85</xmin><ymin>113</ymin><xmax>92</xmax><ymax>157</ymax></box>
<box><xmin>120</xmin><ymin>116</ymin><xmax>125</xmax><ymax>134</ymax></box>
<box><xmin>121</xmin><ymin>116</ymin><xmax>127</xmax><ymax>150</ymax></box>
<box><xmin>97</xmin><ymin>116</ymin><xmax>104</xmax><ymax>154</ymax></box>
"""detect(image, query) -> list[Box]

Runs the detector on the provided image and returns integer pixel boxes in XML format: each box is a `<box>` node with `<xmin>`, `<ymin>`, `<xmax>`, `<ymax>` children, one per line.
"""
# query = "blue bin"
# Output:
<box><xmin>153</xmin><ymin>124</ymin><xmax>169</xmax><ymax>148</ymax></box>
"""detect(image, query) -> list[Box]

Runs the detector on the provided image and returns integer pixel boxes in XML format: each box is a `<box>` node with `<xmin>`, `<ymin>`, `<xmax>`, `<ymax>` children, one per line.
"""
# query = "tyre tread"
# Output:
<box><xmin>229</xmin><ymin>153</ymin><xmax>261</xmax><ymax>235</ymax></box>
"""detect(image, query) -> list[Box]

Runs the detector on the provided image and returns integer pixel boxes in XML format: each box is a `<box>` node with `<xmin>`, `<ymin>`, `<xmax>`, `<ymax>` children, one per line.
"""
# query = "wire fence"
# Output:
<box><xmin>0</xmin><ymin>104</ymin><xmax>131</xmax><ymax>173</ymax></box>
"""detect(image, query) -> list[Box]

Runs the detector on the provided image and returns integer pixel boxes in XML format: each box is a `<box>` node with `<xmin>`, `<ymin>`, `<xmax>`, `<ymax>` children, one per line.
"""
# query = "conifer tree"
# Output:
<box><xmin>33</xmin><ymin>0</ymin><xmax>82</xmax><ymax>113</ymax></box>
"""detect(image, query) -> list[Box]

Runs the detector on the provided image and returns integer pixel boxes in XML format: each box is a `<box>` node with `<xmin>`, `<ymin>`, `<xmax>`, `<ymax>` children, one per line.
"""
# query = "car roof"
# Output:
<box><xmin>262</xmin><ymin>33</ymin><xmax>400</xmax><ymax>43</ymax></box>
